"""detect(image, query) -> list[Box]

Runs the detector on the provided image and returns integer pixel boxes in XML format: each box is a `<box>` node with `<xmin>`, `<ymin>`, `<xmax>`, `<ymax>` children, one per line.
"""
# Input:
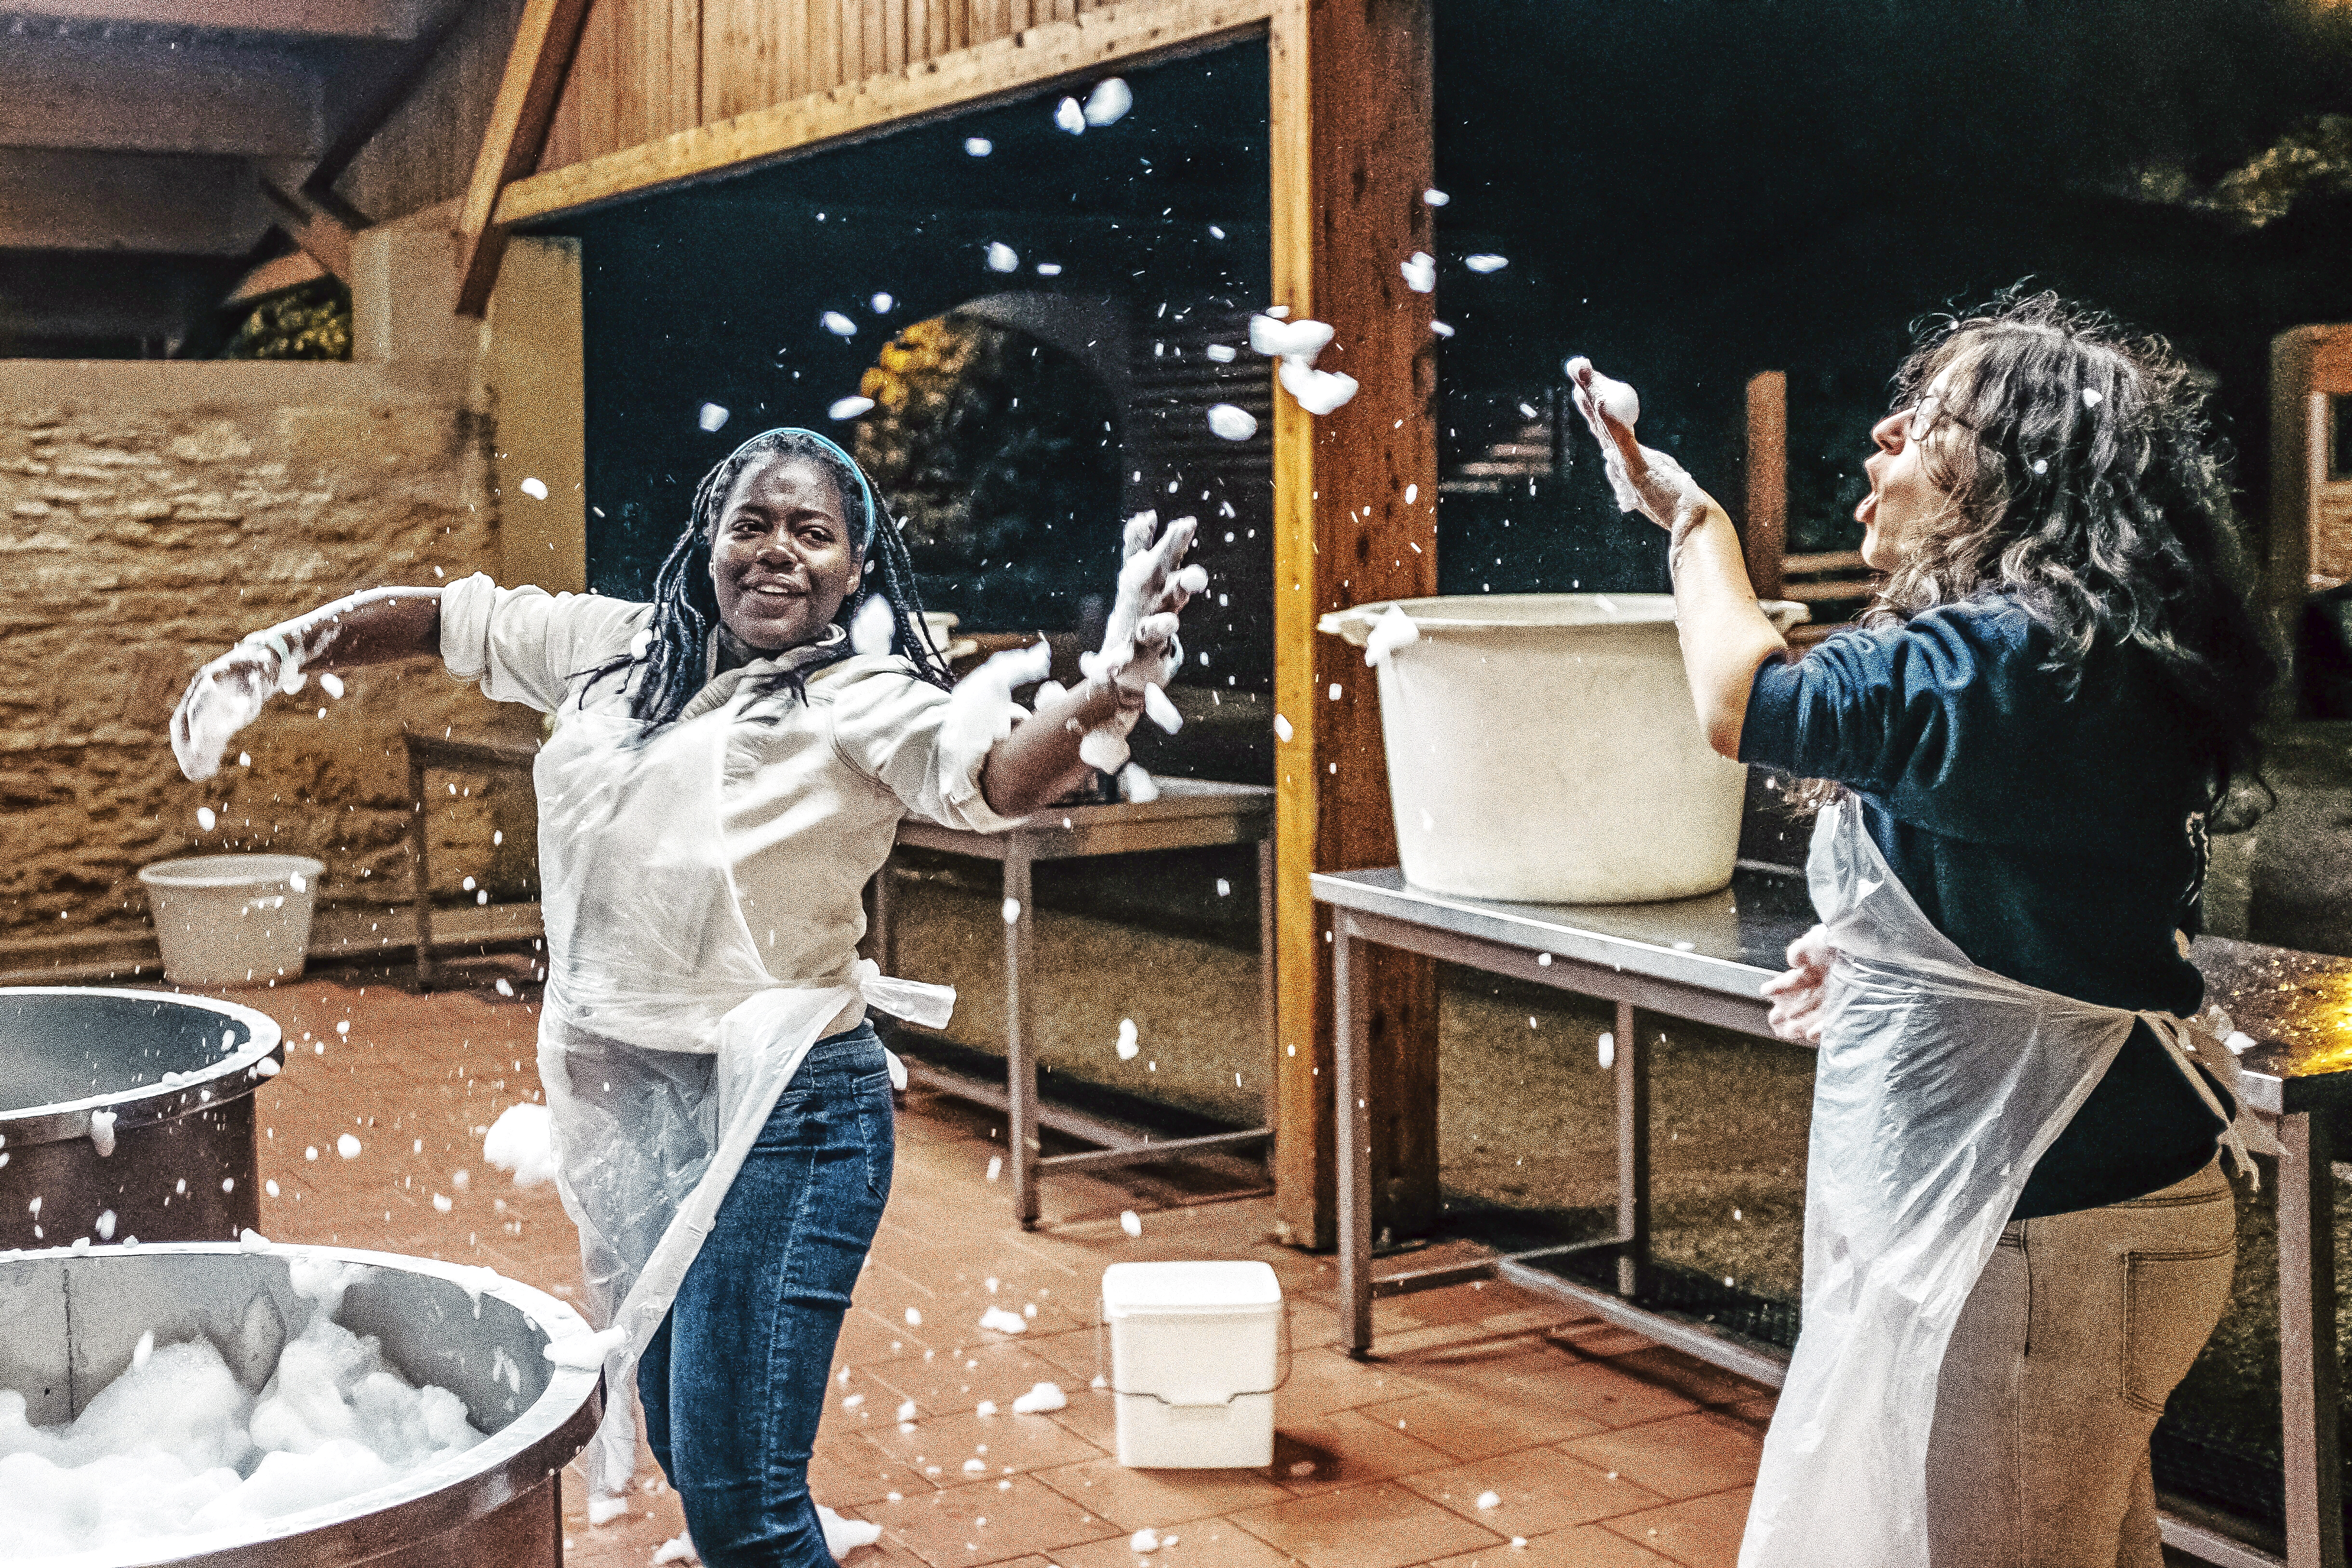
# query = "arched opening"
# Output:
<box><xmin>845</xmin><ymin>303</ymin><xmax>1123</xmax><ymax>636</ymax></box>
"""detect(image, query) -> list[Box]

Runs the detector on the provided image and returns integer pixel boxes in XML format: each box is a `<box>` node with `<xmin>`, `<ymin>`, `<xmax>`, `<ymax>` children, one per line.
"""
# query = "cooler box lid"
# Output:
<box><xmin>1102</xmin><ymin>1260</ymin><xmax>1282</xmax><ymax>1315</ymax></box>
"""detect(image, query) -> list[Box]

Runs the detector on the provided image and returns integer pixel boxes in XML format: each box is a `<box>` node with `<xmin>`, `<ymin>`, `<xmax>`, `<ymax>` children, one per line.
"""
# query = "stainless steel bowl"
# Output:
<box><xmin>0</xmin><ymin>987</ymin><xmax>285</xmax><ymax>1249</ymax></box>
<box><xmin>0</xmin><ymin>1242</ymin><xmax>603</xmax><ymax>1566</ymax></box>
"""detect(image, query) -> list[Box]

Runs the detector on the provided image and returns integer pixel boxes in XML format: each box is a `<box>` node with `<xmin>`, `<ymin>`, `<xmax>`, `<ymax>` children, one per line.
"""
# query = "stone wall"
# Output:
<box><xmin>0</xmin><ymin>359</ymin><xmax>535</xmax><ymax>945</ymax></box>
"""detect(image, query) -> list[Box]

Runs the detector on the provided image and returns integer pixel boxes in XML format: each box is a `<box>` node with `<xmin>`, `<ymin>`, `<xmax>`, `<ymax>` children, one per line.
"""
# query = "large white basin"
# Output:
<box><xmin>1320</xmin><ymin>593</ymin><xmax>1807</xmax><ymax>904</ymax></box>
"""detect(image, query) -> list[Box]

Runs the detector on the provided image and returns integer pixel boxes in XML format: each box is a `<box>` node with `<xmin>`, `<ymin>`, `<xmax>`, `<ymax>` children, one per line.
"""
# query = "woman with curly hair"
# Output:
<box><xmin>1568</xmin><ymin>292</ymin><xmax>2276</xmax><ymax>1568</ymax></box>
<box><xmin>169</xmin><ymin>427</ymin><xmax>1200</xmax><ymax>1567</ymax></box>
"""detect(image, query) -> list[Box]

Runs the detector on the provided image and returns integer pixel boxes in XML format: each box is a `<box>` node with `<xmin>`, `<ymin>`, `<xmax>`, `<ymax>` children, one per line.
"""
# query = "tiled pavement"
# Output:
<box><xmin>240</xmin><ymin>959</ymin><xmax>1771</xmax><ymax>1567</ymax></box>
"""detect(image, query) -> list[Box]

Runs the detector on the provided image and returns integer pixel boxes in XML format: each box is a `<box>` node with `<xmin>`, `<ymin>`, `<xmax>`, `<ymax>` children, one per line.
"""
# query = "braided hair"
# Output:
<box><xmin>580</xmin><ymin>427</ymin><xmax>951</xmax><ymax>730</ymax></box>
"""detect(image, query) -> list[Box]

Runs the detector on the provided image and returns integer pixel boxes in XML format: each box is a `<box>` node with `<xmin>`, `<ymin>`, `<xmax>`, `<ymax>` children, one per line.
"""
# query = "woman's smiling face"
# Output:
<box><xmin>709</xmin><ymin>453</ymin><xmax>863</xmax><ymax>651</ymax></box>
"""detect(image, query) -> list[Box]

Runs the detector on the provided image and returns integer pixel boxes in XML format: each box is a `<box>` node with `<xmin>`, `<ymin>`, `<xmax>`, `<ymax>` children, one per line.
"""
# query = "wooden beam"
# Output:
<box><xmin>1268</xmin><ymin>0</ymin><xmax>1439</xmax><ymax>1251</ymax></box>
<box><xmin>494</xmin><ymin>0</ymin><xmax>1275</xmax><ymax>226</ymax></box>
<box><xmin>225</xmin><ymin>249</ymin><xmax>327</xmax><ymax>307</ymax></box>
<box><xmin>1743</xmin><ymin>370</ymin><xmax>1787</xmax><ymax>601</ymax></box>
<box><xmin>261</xmin><ymin>181</ymin><xmax>358</xmax><ymax>282</ymax></box>
<box><xmin>9</xmin><ymin>0</ymin><xmax>428</xmax><ymax>40</ymax></box>
<box><xmin>0</xmin><ymin>35</ymin><xmax>322</xmax><ymax>160</ymax></box>
<box><xmin>454</xmin><ymin>0</ymin><xmax>594</xmax><ymax>316</ymax></box>
<box><xmin>0</xmin><ymin>147</ymin><xmax>274</xmax><ymax>255</ymax></box>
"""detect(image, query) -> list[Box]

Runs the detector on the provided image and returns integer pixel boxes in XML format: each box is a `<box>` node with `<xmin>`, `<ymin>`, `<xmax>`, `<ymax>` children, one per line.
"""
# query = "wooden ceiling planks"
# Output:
<box><xmin>496</xmin><ymin>0</ymin><xmax>1270</xmax><ymax>225</ymax></box>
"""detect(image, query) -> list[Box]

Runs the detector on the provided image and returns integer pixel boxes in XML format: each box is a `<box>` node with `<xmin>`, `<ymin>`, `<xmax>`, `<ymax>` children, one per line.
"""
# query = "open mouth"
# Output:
<box><xmin>747</xmin><ymin>584</ymin><xmax>804</xmax><ymax>600</ymax></box>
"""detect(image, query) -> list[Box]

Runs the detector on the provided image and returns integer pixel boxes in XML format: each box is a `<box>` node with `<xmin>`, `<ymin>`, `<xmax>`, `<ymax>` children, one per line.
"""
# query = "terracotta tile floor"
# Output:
<box><xmin>238</xmin><ymin>958</ymin><xmax>1771</xmax><ymax>1568</ymax></box>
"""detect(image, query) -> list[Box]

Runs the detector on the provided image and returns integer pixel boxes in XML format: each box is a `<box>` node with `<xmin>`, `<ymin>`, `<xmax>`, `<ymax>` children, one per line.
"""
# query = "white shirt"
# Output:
<box><xmin>438</xmin><ymin>573</ymin><xmax>1013</xmax><ymax>991</ymax></box>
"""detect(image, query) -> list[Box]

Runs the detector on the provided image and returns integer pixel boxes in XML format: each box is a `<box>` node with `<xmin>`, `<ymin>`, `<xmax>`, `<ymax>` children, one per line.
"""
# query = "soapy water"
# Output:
<box><xmin>0</xmin><ymin>1259</ymin><xmax>486</xmax><ymax>1559</ymax></box>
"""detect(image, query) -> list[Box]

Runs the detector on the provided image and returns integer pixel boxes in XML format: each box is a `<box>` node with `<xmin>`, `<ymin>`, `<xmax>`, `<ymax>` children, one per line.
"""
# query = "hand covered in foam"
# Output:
<box><xmin>1563</xmin><ymin>356</ymin><xmax>1705</xmax><ymax>533</ymax></box>
<box><xmin>171</xmin><ymin>640</ymin><xmax>290</xmax><ymax>782</ymax></box>
<box><xmin>1078</xmin><ymin>511</ymin><xmax>1204</xmax><ymax>771</ymax></box>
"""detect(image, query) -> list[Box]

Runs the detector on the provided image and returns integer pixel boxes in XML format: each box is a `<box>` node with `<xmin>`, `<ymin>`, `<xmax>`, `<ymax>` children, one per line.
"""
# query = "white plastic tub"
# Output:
<box><xmin>1102</xmin><ymin>1260</ymin><xmax>1283</xmax><ymax>1469</ymax></box>
<box><xmin>1320</xmin><ymin>594</ymin><xmax>1808</xmax><ymax>904</ymax></box>
<box><xmin>138</xmin><ymin>853</ymin><xmax>325</xmax><ymax>988</ymax></box>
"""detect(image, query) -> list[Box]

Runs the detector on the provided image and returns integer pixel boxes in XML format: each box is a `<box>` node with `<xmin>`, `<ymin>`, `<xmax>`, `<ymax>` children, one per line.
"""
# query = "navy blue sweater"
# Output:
<box><xmin>1738</xmin><ymin>598</ymin><xmax>2226</xmax><ymax>1219</ymax></box>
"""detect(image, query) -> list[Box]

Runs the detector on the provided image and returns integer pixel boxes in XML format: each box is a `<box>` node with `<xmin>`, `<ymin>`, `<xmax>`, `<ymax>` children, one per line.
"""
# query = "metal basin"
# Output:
<box><xmin>0</xmin><ymin>987</ymin><xmax>285</xmax><ymax>1250</ymax></box>
<box><xmin>0</xmin><ymin>1242</ymin><xmax>603</xmax><ymax>1566</ymax></box>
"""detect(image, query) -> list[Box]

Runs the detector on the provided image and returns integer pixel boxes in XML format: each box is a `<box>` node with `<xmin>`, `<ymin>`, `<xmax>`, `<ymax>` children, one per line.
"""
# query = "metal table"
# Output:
<box><xmin>1316</xmin><ymin>864</ymin><xmax>2352</xmax><ymax>1568</ymax></box>
<box><xmin>876</xmin><ymin>778</ymin><xmax>1276</xmax><ymax>1227</ymax></box>
<box><xmin>401</xmin><ymin>722</ymin><xmax>541</xmax><ymax>991</ymax></box>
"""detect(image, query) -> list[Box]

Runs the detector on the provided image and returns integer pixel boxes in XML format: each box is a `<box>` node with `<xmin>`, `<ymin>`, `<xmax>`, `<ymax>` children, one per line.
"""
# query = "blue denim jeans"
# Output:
<box><xmin>638</xmin><ymin>1023</ymin><xmax>894</xmax><ymax>1568</ymax></box>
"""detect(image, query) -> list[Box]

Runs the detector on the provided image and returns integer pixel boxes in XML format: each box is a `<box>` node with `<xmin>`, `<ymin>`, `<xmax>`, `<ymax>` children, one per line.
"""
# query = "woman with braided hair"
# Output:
<box><xmin>170</xmin><ymin>427</ymin><xmax>1201</xmax><ymax>1566</ymax></box>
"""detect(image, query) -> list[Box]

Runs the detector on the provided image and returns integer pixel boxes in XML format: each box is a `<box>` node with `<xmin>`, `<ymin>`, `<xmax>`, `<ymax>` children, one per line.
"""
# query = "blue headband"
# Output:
<box><xmin>723</xmin><ymin>426</ymin><xmax>882</xmax><ymax>551</ymax></box>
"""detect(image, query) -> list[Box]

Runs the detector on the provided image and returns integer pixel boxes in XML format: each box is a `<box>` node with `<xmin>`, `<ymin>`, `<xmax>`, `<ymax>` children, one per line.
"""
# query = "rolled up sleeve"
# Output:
<box><xmin>439</xmin><ymin>572</ymin><xmax>647</xmax><ymax>712</ymax></box>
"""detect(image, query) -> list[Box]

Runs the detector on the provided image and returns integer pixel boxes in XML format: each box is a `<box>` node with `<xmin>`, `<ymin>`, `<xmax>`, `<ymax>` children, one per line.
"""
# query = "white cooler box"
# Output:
<box><xmin>1102</xmin><ymin>1260</ymin><xmax>1284</xmax><ymax>1469</ymax></box>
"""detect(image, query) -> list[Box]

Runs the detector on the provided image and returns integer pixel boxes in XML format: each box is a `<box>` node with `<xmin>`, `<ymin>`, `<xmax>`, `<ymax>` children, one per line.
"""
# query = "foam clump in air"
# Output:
<box><xmin>483</xmin><ymin>1102</ymin><xmax>558</xmax><ymax>1189</ymax></box>
<box><xmin>1205</xmin><ymin>403</ymin><xmax>1257</xmax><ymax>442</ymax></box>
<box><xmin>0</xmin><ymin>1275</ymin><xmax>485</xmax><ymax>1556</ymax></box>
<box><xmin>1054</xmin><ymin>97</ymin><xmax>1086</xmax><ymax>134</ymax></box>
<box><xmin>1248</xmin><ymin>315</ymin><xmax>1334</xmax><ymax>362</ymax></box>
<box><xmin>1083</xmin><ymin>78</ymin><xmax>1133</xmax><ymax>126</ymax></box>
<box><xmin>985</xmin><ymin>242</ymin><xmax>1020</xmax><ymax>273</ymax></box>
<box><xmin>977</xmin><ymin>1306</ymin><xmax>1027</xmax><ymax>1336</ymax></box>
<box><xmin>850</xmin><ymin>595</ymin><xmax>897</xmax><ymax>658</ymax></box>
<box><xmin>1119</xmin><ymin>1210</ymin><xmax>1143</xmax><ymax>1238</ymax></box>
<box><xmin>821</xmin><ymin>312</ymin><xmax>856</xmax><ymax>338</ymax></box>
<box><xmin>1464</xmin><ymin>254</ymin><xmax>1509</xmax><ymax>273</ymax></box>
<box><xmin>698</xmin><ymin>402</ymin><xmax>731</xmax><ymax>431</ymax></box>
<box><xmin>88</xmin><ymin>1109</ymin><xmax>118</xmax><ymax>1157</ymax></box>
<box><xmin>1363</xmin><ymin>604</ymin><xmax>1421</xmax><ymax>667</ymax></box>
<box><xmin>829</xmin><ymin>395</ymin><xmax>875</xmax><ymax>422</ymax></box>
<box><xmin>588</xmin><ymin>1492</ymin><xmax>630</xmax><ymax>1524</ymax></box>
<box><xmin>964</xmin><ymin>136</ymin><xmax>992</xmax><ymax>157</ymax></box>
<box><xmin>520</xmin><ymin>477</ymin><xmax>549</xmax><ymax>501</ymax></box>
<box><xmin>1400</xmin><ymin>252</ymin><xmax>1437</xmax><ymax>294</ymax></box>
<box><xmin>1114</xmin><ymin>1019</ymin><xmax>1140</xmax><ymax>1061</ymax></box>
<box><xmin>652</xmin><ymin>1533</ymin><xmax>698</xmax><ymax>1564</ymax></box>
<box><xmin>1279</xmin><ymin>360</ymin><xmax>1360</xmax><ymax>416</ymax></box>
<box><xmin>1011</xmin><ymin>1382</ymin><xmax>1067</xmax><ymax>1415</ymax></box>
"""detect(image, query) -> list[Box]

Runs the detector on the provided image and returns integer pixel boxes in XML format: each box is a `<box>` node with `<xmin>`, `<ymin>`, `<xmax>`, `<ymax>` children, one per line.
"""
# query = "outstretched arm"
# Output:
<box><xmin>1565</xmin><ymin>358</ymin><xmax>1788</xmax><ymax>759</ymax></box>
<box><xmin>171</xmin><ymin>587</ymin><xmax>445</xmax><ymax>781</ymax></box>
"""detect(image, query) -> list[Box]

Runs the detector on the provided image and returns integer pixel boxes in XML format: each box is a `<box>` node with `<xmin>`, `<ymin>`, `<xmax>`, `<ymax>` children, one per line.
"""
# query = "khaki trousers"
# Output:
<box><xmin>1925</xmin><ymin>1155</ymin><xmax>2237</xmax><ymax>1567</ymax></box>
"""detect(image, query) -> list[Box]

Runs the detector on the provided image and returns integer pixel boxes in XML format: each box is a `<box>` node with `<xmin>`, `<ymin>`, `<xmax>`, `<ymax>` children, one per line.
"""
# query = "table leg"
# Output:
<box><xmin>1337</xmin><ymin>916</ymin><xmax>1375</xmax><ymax>1357</ymax></box>
<box><xmin>408</xmin><ymin>750</ymin><xmax>434</xmax><ymax>992</ymax></box>
<box><xmin>2279</xmin><ymin>1110</ymin><xmax>2345</xmax><ymax>1568</ymax></box>
<box><xmin>1257</xmin><ymin>837</ymin><xmax>1278</xmax><ymax>1144</ymax></box>
<box><xmin>1615</xmin><ymin>999</ymin><xmax>1650</xmax><ymax>1299</ymax></box>
<box><xmin>1005</xmin><ymin>849</ymin><xmax>1039</xmax><ymax>1229</ymax></box>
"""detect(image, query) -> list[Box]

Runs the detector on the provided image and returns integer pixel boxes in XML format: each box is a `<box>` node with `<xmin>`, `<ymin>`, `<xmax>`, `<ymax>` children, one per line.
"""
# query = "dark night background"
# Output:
<box><xmin>531</xmin><ymin>0</ymin><xmax>2352</xmax><ymax>710</ymax></box>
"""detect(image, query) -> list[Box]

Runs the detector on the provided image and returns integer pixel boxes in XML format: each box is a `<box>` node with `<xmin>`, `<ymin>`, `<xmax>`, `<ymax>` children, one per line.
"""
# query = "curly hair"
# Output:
<box><xmin>579</xmin><ymin>428</ymin><xmax>952</xmax><ymax>730</ymax></box>
<box><xmin>1853</xmin><ymin>289</ymin><xmax>2276</xmax><ymax>823</ymax></box>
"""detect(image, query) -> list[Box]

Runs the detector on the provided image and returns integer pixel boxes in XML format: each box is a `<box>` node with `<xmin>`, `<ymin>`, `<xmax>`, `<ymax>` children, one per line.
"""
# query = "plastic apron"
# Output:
<box><xmin>530</xmin><ymin>697</ymin><xmax>955</xmax><ymax>1498</ymax></box>
<box><xmin>1739</xmin><ymin>796</ymin><xmax>2269</xmax><ymax>1568</ymax></box>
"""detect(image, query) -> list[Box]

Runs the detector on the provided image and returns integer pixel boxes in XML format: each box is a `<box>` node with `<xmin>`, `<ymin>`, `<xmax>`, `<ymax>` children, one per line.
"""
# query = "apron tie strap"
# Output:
<box><xmin>2139</xmin><ymin>1010</ymin><xmax>2262</xmax><ymax>1188</ymax></box>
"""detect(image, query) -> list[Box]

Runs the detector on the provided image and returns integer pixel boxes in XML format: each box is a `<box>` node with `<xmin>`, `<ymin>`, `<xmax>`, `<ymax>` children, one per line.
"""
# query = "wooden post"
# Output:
<box><xmin>1268</xmin><ymin>0</ymin><xmax>1440</xmax><ymax>1251</ymax></box>
<box><xmin>455</xmin><ymin>0</ymin><xmax>595</xmax><ymax>317</ymax></box>
<box><xmin>1744</xmin><ymin>370</ymin><xmax>1787</xmax><ymax>602</ymax></box>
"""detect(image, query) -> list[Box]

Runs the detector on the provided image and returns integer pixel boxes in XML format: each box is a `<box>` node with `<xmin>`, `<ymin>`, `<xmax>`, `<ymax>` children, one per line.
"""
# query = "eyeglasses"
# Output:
<box><xmin>1902</xmin><ymin>394</ymin><xmax>1977</xmax><ymax>443</ymax></box>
